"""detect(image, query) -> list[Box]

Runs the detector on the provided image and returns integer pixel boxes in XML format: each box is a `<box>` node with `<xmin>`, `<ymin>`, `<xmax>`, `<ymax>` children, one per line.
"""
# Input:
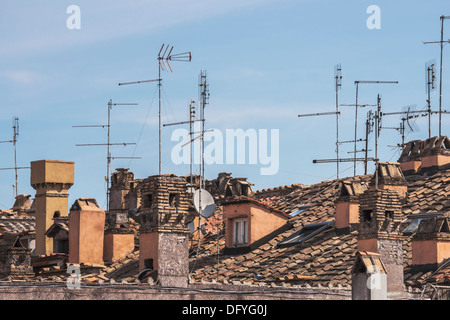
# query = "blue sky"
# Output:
<box><xmin>0</xmin><ymin>0</ymin><xmax>449</xmax><ymax>210</ymax></box>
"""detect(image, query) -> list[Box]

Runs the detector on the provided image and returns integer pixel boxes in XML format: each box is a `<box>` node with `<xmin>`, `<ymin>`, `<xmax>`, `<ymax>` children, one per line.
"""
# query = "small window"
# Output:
<box><xmin>385</xmin><ymin>211</ymin><xmax>394</xmax><ymax>220</ymax></box>
<box><xmin>234</xmin><ymin>219</ymin><xmax>248</xmax><ymax>246</ymax></box>
<box><xmin>144</xmin><ymin>259</ymin><xmax>154</xmax><ymax>270</ymax></box>
<box><xmin>144</xmin><ymin>194</ymin><xmax>153</xmax><ymax>208</ymax></box>
<box><xmin>363</xmin><ymin>210</ymin><xmax>373</xmax><ymax>222</ymax></box>
<box><xmin>169</xmin><ymin>193</ymin><xmax>179</xmax><ymax>207</ymax></box>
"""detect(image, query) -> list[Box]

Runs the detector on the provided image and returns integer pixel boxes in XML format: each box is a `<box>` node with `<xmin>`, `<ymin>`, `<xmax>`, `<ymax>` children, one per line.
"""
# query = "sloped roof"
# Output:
<box><xmin>0</xmin><ymin>216</ymin><xmax>35</xmax><ymax>234</ymax></box>
<box><xmin>187</xmin><ymin>169</ymin><xmax>450</xmax><ymax>289</ymax></box>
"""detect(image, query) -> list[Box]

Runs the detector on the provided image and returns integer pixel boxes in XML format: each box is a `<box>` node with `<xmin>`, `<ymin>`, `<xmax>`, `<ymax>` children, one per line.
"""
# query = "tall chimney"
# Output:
<box><xmin>69</xmin><ymin>198</ymin><xmax>105</xmax><ymax>265</ymax></box>
<box><xmin>138</xmin><ymin>174</ymin><xmax>190</xmax><ymax>287</ymax></box>
<box><xmin>357</xmin><ymin>188</ymin><xmax>404</xmax><ymax>293</ymax></box>
<box><xmin>30</xmin><ymin>160</ymin><xmax>74</xmax><ymax>256</ymax></box>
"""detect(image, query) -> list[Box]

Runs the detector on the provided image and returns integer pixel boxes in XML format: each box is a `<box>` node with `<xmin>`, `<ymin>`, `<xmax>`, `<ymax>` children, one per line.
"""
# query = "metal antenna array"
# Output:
<box><xmin>163</xmin><ymin>99</ymin><xmax>202</xmax><ymax>187</ymax></box>
<box><xmin>298</xmin><ymin>64</ymin><xmax>342</xmax><ymax>178</ymax></box>
<box><xmin>380</xmin><ymin>105</ymin><xmax>419</xmax><ymax>148</ymax></box>
<box><xmin>423</xmin><ymin>15</ymin><xmax>450</xmax><ymax>137</ymax></box>
<box><xmin>341</xmin><ymin>80</ymin><xmax>398</xmax><ymax>176</ymax></box>
<box><xmin>0</xmin><ymin>117</ymin><xmax>29</xmax><ymax>197</ymax></box>
<box><xmin>73</xmin><ymin>99</ymin><xmax>139</xmax><ymax>211</ymax></box>
<box><xmin>425</xmin><ymin>60</ymin><xmax>437</xmax><ymax>138</ymax></box>
<box><xmin>119</xmin><ymin>44</ymin><xmax>192</xmax><ymax>175</ymax></box>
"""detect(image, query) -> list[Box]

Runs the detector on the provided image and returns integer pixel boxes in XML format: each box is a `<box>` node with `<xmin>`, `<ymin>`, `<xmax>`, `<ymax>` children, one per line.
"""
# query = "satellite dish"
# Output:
<box><xmin>193</xmin><ymin>188</ymin><xmax>215</xmax><ymax>218</ymax></box>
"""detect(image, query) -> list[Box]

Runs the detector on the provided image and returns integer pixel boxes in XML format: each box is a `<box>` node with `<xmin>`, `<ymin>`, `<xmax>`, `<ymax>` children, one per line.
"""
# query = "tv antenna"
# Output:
<box><xmin>341</xmin><ymin>80</ymin><xmax>398</xmax><ymax>176</ymax></box>
<box><xmin>0</xmin><ymin>117</ymin><xmax>30</xmax><ymax>197</ymax></box>
<box><xmin>119</xmin><ymin>44</ymin><xmax>192</xmax><ymax>175</ymax></box>
<box><xmin>380</xmin><ymin>105</ymin><xmax>420</xmax><ymax>148</ymax></box>
<box><xmin>423</xmin><ymin>15</ymin><xmax>450</xmax><ymax>137</ymax></box>
<box><xmin>298</xmin><ymin>64</ymin><xmax>342</xmax><ymax>179</ymax></box>
<box><xmin>163</xmin><ymin>99</ymin><xmax>202</xmax><ymax>188</ymax></box>
<box><xmin>73</xmin><ymin>99</ymin><xmax>140</xmax><ymax>211</ymax></box>
<box><xmin>425</xmin><ymin>60</ymin><xmax>437</xmax><ymax>138</ymax></box>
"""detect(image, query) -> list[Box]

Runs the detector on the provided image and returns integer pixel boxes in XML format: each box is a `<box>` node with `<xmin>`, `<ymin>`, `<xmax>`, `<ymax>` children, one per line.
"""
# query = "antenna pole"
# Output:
<box><xmin>354</xmin><ymin>82</ymin><xmax>359</xmax><ymax>176</ymax></box>
<box><xmin>158</xmin><ymin>58</ymin><xmax>162</xmax><ymax>175</ymax></box>
<box><xmin>74</xmin><ymin>100</ymin><xmax>138</xmax><ymax>211</ymax></box>
<box><xmin>335</xmin><ymin>64</ymin><xmax>342</xmax><ymax>179</ymax></box>
<box><xmin>120</xmin><ymin>44</ymin><xmax>191</xmax><ymax>175</ymax></box>
<box><xmin>348</xmin><ymin>80</ymin><xmax>398</xmax><ymax>176</ymax></box>
<box><xmin>365</xmin><ymin>113</ymin><xmax>369</xmax><ymax>175</ymax></box>
<box><xmin>13</xmin><ymin>117</ymin><xmax>19</xmax><ymax>197</ymax></box>
<box><xmin>423</xmin><ymin>16</ymin><xmax>450</xmax><ymax>137</ymax></box>
<box><xmin>439</xmin><ymin>16</ymin><xmax>445</xmax><ymax>137</ymax></box>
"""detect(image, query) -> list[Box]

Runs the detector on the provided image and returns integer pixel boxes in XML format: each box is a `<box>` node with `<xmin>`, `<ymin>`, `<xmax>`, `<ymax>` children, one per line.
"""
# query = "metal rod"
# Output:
<box><xmin>13</xmin><ymin>117</ymin><xmax>18</xmax><ymax>197</ymax></box>
<box><xmin>313</xmin><ymin>157</ymin><xmax>377</xmax><ymax>163</ymax></box>
<box><xmin>163</xmin><ymin>119</ymin><xmax>203</xmax><ymax>127</ymax></box>
<box><xmin>118</xmin><ymin>79</ymin><xmax>159</xmax><ymax>86</ymax></box>
<box><xmin>0</xmin><ymin>167</ymin><xmax>30</xmax><ymax>171</ymax></box>
<box><xmin>338</xmin><ymin>138</ymin><xmax>364</xmax><ymax>144</ymax></box>
<box><xmin>72</xmin><ymin>125</ymin><xmax>109</xmax><ymax>128</ymax></box>
<box><xmin>297</xmin><ymin>111</ymin><xmax>340</xmax><ymax>117</ymax></box>
<box><xmin>76</xmin><ymin>143</ymin><xmax>136</xmax><ymax>146</ymax></box>
<box><xmin>335</xmin><ymin>64</ymin><xmax>341</xmax><ymax>179</ymax></box>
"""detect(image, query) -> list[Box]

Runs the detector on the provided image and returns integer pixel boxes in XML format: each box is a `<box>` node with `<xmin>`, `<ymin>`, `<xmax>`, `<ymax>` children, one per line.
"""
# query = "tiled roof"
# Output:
<box><xmin>187</xmin><ymin>169</ymin><xmax>450</xmax><ymax>289</ymax></box>
<box><xmin>0</xmin><ymin>216</ymin><xmax>35</xmax><ymax>234</ymax></box>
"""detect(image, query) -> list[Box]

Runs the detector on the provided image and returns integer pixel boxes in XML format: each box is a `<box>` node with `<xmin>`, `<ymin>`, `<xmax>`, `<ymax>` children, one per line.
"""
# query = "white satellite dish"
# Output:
<box><xmin>193</xmin><ymin>188</ymin><xmax>215</xmax><ymax>218</ymax></box>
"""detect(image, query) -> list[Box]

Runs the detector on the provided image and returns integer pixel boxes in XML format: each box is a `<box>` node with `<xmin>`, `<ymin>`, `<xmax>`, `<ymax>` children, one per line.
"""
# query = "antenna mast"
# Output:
<box><xmin>119</xmin><ymin>44</ymin><xmax>191</xmax><ymax>175</ymax></box>
<box><xmin>298</xmin><ymin>64</ymin><xmax>342</xmax><ymax>178</ymax></box>
<box><xmin>344</xmin><ymin>80</ymin><xmax>398</xmax><ymax>176</ymax></box>
<box><xmin>425</xmin><ymin>60</ymin><xmax>437</xmax><ymax>138</ymax></box>
<box><xmin>73</xmin><ymin>100</ymin><xmax>139</xmax><ymax>211</ymax></box>
<box><xmin>423</xmin><ymin>15</ymin><xmax>450</xmax><ymax>137</ymax></box>
<box><xmin>0</xmin><ymin>117</ymin><xmax>29</xmax><ymax>197</ymax></box>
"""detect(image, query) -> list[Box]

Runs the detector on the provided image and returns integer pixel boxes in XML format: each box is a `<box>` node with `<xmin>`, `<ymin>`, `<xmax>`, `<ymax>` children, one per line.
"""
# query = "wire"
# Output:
<box><xmin>127</xmin><ymin>85</ymin><xmax>158</xmax><ymax>168</ymax></box>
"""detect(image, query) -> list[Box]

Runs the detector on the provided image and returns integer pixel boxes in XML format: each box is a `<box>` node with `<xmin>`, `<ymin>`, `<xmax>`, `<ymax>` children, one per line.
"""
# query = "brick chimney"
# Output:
<box><xmin>103</xmin><ymin>168</ymin><xmax>136</xmax><ymax>263</ymax></box>
<box><xmin>335</xmin><ymin>180</ymin><xmax>367</xmax><ymax>232</ymax></box>
<box><xmin>419</xmin><ymin>136</ymin><xmax>450</xmax><ymax>175</ymax></box>
<box><xmin>398</xmin><ymin>140</ymin><xmax>423</xmax><ymax>176</ymax></box>
<box><xmin>30</xmin><ymin>160</ymin><xmax>74</xmax><ymax>256</ymax></box>
<box><xmin>138</xmin><ymin>174</ymin><xmax>190</xmax><ymax>287</ymax></box>
<box><xmin>68</xmin><ymin>198</ymin><xmax>105</xmax><ymax>265</ymax></box>
<box><xmin>357</xmin><ymin>189</ymin><xmax>404</xmax><ymax>292</ymax></box>
<box><xmin>411</xmin><ymin>214</ymin><xmax>450</xmax><ymax>273</ymax></box>
<box><xmin>369</xmin><ymin>162</ymin><xmax>408</xmax><ymax>199</ymax></box>
<box><xmin>108</xmin><ymin>168</ymin><xmax>134</xmax><ymax>225</ymax></box>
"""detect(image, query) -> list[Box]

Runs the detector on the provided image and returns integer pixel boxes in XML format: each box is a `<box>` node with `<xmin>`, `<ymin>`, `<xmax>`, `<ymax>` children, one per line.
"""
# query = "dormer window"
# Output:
<box><xmin>234</xmin><ymin>219</ymin><xmax>248</xmax><ymax>246</ymax></box>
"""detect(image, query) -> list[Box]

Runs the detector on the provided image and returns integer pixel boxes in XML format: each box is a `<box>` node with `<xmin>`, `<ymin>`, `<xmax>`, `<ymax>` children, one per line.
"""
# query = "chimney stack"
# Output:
<box><xmin>138</xmin><ymin>174</ymin><xmax>190</xmax><ymax>287</ymax></box>
<box><xmin>68</xmin><ymin>198</ymin><xmax>105</xmax><ymax>265</ymax></box>
<box><xmin>30</xmin><ymin>160</ymin><xmax>74</xmax><ymax>256</ymax></box>
<box><xmin>398</xmin><ymin>140</ymin><xmax>423</xmax><ymax>176</ymax></box>
<box><xmin>335</xmin><ymin>180</ymin><xmax>367</xmax><ymax>232</ymax></box>
<box><xmin>418</xmin><ymin>136</ymin><xmax>450</xmax><ymax>175</ymax></box>
<box><xmin>411</xmin><ymin>214</ymin><xmax>450</xmax><ymax>273</ymax></box>
<box><xmin>357</xmin><ymin>188</ymin><xmax>404</xmax><ymax>293</ymax></box>
<box><xmin>369</xmin><ymin>162</ymin><xmax>408</xmax><ymax>199</ymax></box>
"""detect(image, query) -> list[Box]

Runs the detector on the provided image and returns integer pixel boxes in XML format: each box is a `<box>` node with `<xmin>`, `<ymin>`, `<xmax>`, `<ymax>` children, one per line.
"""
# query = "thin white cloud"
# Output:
<box><xmin>0</xmin><ymin>0</ymin><xmax>277</xmax><ymax>57</ymax></box>
<box><xmin>2</xmin><ymin>70</ymin><xmax>39</xmax><ymax>84</ymax></box>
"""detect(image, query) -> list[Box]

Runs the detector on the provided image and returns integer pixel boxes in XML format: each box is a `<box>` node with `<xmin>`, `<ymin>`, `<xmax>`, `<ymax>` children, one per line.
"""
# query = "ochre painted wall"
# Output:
<box><xmin>69</xmin><ymin>208</ymin><xmax>105</xmax><ymax>265</ymax></box>
<box><xmin>103</xmin><ymin>233</ymin><xmax>135</xmax><ymax>263</ymax></box>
